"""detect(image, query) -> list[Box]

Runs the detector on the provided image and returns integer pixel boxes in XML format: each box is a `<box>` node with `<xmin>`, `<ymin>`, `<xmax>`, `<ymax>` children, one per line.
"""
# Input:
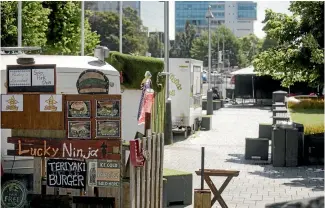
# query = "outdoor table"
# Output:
<box><xmin>195</xmin><ymin>169</ymin><xmax>240</xmax><ymax>208</ymax></box>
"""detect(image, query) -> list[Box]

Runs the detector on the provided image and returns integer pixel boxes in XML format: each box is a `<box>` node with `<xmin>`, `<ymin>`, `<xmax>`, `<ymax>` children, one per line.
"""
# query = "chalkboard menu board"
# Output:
<box><xmin>47</xmin><ymin>159</ymin><xmax>87</xmax><ymax>189</ymax></box>
<box><xmin>7</xmin><ymin>64</ymin><xmax>56</xmax><ymax>93</ymax></box>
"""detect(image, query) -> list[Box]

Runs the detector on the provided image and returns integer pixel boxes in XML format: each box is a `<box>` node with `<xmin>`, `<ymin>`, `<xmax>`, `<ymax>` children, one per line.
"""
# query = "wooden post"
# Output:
<box><xmin>194</xmin><ymin>189</ymin><xmax>211</xmax><ymax>208</ymax></box>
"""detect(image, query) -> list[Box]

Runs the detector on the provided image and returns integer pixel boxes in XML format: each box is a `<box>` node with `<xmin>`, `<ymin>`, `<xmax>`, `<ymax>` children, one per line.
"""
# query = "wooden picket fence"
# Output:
<box><xmin>129</xmin><ymin>130</ymin><xmax>164</xmax><ymax>208</ymax></box>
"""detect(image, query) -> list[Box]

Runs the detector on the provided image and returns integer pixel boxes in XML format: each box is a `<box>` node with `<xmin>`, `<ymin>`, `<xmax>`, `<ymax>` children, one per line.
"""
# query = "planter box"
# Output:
<box><xmin>213</xmin><ymin>100</ymin><xmax>222</xmax><ymax>110</ymax></box>
<box><xmin>201</xmin><ymin>116</ymin><xmax>212</xmax><ymax>131</ymax></box>
<box><xmin>163</xmin><ymin>169</ymin><xmax>192</xmax><ymax>206</ymax></box>
<box><xmin>245</xmin><ymin>138</ymin><xmax>269</xmax><ymax>160</ymax></box>
<box><xmin>202</xmin><ymin>100</ymin><xmax>207</xmax><ymax>110</ymax></box>
<box><xmin>259</xmin><ymin>123</ymin><xmax>272</xmax><ymax>140</ymax></box>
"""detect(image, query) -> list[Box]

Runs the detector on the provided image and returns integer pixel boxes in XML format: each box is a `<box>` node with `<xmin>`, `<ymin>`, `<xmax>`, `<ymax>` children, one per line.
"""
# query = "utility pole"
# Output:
<box><xmin>18</xmin><ymin>1</ymin><xmax>22</xmax><ymax>47</ymax></box>
<box><xmin>119</xmin><ymin>1</ymin><xmax>123</xmax><ymax>53</ymax></box>
<box><xmin>164</xmin><ymin>1</ymin><xmax>173</xmax><ymax>145</ymax></box>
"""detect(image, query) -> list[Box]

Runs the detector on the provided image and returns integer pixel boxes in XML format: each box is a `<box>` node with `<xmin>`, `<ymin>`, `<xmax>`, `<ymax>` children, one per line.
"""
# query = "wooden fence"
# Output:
<box><xmin>129</xmin><ymin>130</ymin><xmax>164</xmax><ymax>208</ymax></box>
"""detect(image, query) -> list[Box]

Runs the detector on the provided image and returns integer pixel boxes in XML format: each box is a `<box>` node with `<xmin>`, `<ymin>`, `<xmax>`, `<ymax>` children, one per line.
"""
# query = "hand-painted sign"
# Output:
<box><xmin>1</xmin><ymin>180</ymin><xmax>27</xmax><ymax>208</ymax></box>
<box><xmin>88</xmin><ymin>160</ymin><xmax>120</xmax><ymax>187</ymax></box>
<box><xmin>47</xmin><ymin>159</ymin><xmax>87</xmax><ymax>189</ymax></box>
<box><xmin>6</xmin><ymin>64</ymin><xmax>56</xmax><ymax>93</ymax></box>
<box><xmin>1</xmin><ymin>95</ymin><xmax>24</xmax><ymax>111</ymax></box>
<box><xmin>40</xmin><ymin>95</ymin><xmax>62</xmax><ymax>112</ymax></box>
<box><xmin>7</xmin><ymin>137</ymin><xmax>121</xmax><ymax>160</ymax></box>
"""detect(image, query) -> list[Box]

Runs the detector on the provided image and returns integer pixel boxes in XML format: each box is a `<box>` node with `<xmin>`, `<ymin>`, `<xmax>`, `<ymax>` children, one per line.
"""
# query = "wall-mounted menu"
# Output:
<box><xmin>6</xmin><ymin>64</ymin><xmax>56</xmax><ymax>93</ymax></box>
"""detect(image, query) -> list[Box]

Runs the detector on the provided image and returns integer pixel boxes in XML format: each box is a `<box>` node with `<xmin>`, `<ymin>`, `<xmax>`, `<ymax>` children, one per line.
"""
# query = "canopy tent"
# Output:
<box><xmin>231</xmin><ymin>66</ymin><xmax>257</xmax><ymax>76</ymax></box>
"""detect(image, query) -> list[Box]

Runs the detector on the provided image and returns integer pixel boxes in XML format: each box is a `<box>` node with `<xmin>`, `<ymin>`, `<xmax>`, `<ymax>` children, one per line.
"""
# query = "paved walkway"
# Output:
<box><xmin>164</xmin><ymin>106</ymin><xmax>324</xmax><ymax>208</ymax></box>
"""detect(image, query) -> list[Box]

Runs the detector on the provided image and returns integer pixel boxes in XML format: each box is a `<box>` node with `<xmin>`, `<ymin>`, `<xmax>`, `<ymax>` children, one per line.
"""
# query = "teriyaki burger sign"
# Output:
<box><xmin>1</xmin><ymin>180</ymin><xmax>27</xmax><ymax>208</ymax></box>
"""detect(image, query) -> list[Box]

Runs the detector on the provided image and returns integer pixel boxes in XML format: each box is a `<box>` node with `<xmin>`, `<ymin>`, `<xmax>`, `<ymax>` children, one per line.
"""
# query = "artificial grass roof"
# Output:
<box><xmin>106</xmin><ymin>51</ymin><xmax>165</xmax><ymax>92</ymax></box>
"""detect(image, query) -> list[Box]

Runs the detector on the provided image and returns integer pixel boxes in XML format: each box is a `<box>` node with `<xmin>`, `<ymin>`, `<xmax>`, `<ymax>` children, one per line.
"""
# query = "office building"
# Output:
<box><xmin>175</xmin><ymin>1</ymin><xmax>257</xmax><ymax>37</ymax></box>
<box><xmin>86</xmin><ymin>1</ymin><xmax>141</xmax><ymax>16</ymax></box>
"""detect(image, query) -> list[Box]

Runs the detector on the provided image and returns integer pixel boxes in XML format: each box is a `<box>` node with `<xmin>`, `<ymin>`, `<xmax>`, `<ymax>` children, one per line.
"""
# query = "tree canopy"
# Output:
<box><xmin>1</xmin><ymin>1</ymin><xmax>99</xmax><ymax>55</ymax></box>
<box><xmin>191</xmin><ymin>25</ymin><xmax>248</xmax><ymax>68</ymax></box>
<box><xmin>253</xmin><ymin>1</ymin><xmax>324</xmax><ymax>87</ymax></box>
<box><xmin>147</xmin><ymin>33</ymin><xmax>163</xmax><ymax>58</ymax></box>
<box><xmin>88</xmin><ymin>7</ymin><xmax>148</xmax><ymax>55</ymax></box>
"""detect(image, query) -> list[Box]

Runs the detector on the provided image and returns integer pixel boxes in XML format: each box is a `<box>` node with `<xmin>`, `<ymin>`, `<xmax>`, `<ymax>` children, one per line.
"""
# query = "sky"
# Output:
<box><xmin>141</xmin><ymin>1</ymin><xmax>292</xmax><ymax>40</ymax></box>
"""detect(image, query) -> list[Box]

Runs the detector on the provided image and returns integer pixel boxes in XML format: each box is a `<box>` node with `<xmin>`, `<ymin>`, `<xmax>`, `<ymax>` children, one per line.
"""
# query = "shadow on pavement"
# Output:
<box><xmin>226</xmin><ymin>153</ymin><xmax>324</xmax><ymax>192</ymax></box>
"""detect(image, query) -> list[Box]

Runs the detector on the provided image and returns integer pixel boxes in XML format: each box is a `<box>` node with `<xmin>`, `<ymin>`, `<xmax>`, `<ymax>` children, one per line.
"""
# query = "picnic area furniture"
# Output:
<box><xmin>195</xmin><ymin>169</ymin><xmax>240</xmax><ymax>208</ymax></box>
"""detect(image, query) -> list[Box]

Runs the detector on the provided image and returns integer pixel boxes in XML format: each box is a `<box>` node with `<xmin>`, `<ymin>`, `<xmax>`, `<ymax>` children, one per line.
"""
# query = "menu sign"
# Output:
<box><xmin>8</xmin><ymin>69</ymin><xmax>31</xmax><ymax>87</ymax></box>
<box><xmin>6</xmin><ymin>64</ymin><xmax>56</xmax><ymax>93</ymax></box>
<box><xmin>47</xmin><ymin>159</ymin><xmax>87</xmax><ymax>189</ymax></box>
<box><xmin>88</xmin><ymin>160</ymin><xmax>120</xmax><ymax>187</ymax></box>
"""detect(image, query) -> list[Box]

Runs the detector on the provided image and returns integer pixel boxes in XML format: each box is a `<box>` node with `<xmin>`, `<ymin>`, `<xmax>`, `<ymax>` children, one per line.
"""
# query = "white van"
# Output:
<box><xmin>1</xmin><ymin>54</ymin><xmax>121</xmax><ymax>174</ymax></box>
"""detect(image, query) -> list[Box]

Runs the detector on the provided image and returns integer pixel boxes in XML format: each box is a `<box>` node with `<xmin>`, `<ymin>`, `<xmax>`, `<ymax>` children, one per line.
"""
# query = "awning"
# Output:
<box><xmin>231</xmin><ymin>66</ymin><xmax>257</xmax><ymax>75</ymax></box>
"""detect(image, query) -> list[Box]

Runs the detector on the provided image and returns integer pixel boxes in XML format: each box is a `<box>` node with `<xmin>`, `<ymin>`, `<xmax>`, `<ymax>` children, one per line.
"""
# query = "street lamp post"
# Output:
<box><xmin>205</xmin><ymin>5</ymin><xmax>214</xmax><ymax>115</ymax></box>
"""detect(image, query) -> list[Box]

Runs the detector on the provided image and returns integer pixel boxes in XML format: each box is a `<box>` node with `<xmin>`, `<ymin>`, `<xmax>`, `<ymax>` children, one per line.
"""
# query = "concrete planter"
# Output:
<box><xmin>202</xmin><ymin>100</ymin><xmax>207</xmax><ymax>110</ymax></box>
<box><xmin>163</xmin><ymin>169</ymin><xmax>192</xmax><ymax>207</ymax></box>
<box><xmin>258</xmin><ymin>123</ymin><xmax>272</xmax><ymax>140</ymax></box>
<box><xmin>201</xmin><ymin>115</ymin><xmax>212</xmax><ymax>131</ymax></box>
<box><xmin>245</xmin><ymin>138</ymin><xmax>269</xmax><ymax>160</ymax></box>
<box><xmin>213</xmin><ymin>100</ymin><xmax>222</xmax><ymax>110</ymax></box>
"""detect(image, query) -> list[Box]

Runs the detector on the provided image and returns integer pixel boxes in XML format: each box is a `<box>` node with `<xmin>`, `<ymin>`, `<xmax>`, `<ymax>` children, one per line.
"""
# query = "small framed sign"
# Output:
<box><xmin>6</xmin><ymin>64</ymin><xmax>56</xmax><ymax>93</ymax></box>
<box><xmin>88</xmin><ymin>160</ymin><xmax>120</xmax><ymax>187</ymax></box>
<box><xmin>67</xmin><ymin>101</ymin><xmax>91</xmax><ymax>118</ymax></box>
<box><xmin>96</xmin><ymin>100</ymin><xmax>120</xmax><ymax>118</ymax></box>
<box><xmin>47</xmin><ymin>159</ymin><xmax>87</xmax><ymax>189</ymax></box>
<box><xmin>96</xmin><ymin>120</ymin><xmax>120</xmax><ymax>138</ymax></box>
<box><xmin>68</xmin><ymin>121</ymin><xmax>91</xmax><ymax>139</ymax></box>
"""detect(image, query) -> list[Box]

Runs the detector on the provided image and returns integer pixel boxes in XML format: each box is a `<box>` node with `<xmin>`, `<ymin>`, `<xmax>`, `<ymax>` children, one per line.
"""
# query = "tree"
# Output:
<box><xmin>1</xmin><ymin>1</ymin><xmax>50</xmax><ymax>47</ymax></box>
<box><xmin>191</xmin><ymin>25</ymin><xmax>248</xmax><ymax>68</ymax></box>
<box><xmin>88</xmin><ymin>7</ymin><xmax>148</xmax><ymax>55</ymax></box>
<box><xmin>260</xmin><ymin>37</ymin><xmax>278</xmax><ymax>52</ymax></box>
<box><xmin>170</xmin><ymin>21</ymin><xmax>196</xmax><ymax>58</ymax></box>
<box><xmin>147</xmin><ymin>33</ymin><xmax>163</xmax><ymax>58</ymax></box>
<box><xmin>42</xmin><ymin>2</ymin><xmax>99</xmax><ymax>55</ymax></box>
<box><xmin>239</xmin><ymin>34</ymin><xmax>261</xmax><ymax>64</ymax></box>
<box><xmin>253</xmin><ymin>2</ymin><xmax>324</xmax><ymax>87</ymax></box>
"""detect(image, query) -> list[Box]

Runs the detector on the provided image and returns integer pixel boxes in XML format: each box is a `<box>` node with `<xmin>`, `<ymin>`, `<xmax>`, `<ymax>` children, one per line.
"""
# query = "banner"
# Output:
<box><xmin>46</xmin><ymin>159</ymin><xmax>87</xmax><ymax>189</ymax></box>
<box><xmin>138</xmin><ymin>90</ymin><xmax>155</xmax><ymax>125</ymax></box>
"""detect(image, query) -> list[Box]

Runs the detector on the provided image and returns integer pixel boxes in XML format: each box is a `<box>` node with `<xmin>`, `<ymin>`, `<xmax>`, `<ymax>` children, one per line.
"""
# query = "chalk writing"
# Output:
<box><xmin>47</xmin><ymin>159</ymin><xmax>87</xmax><ymax>189</ymax></box>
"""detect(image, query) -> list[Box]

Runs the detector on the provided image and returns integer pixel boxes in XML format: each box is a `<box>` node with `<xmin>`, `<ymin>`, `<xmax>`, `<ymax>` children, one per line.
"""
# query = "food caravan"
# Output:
<box><xmin>164</xmin><ymin>58</ymin><xmax>204</xmax><ymax>134</ymax></box>
<box><xmin>0</xmin><ymin>47</ymin><xmax>130</xmax><ymax>178</ymax></box>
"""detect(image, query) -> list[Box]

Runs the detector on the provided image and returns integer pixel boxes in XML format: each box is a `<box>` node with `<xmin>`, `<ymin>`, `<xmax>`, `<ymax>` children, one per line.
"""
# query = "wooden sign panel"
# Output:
<box><xmin>1</xmin><ymin>94</ymin><xmax>64</xmax><ymax>130</ymax></box>
<box><xmin>7</xmin><ymin>64</ymin><xmax>56</xmax><ymax>94</ymax></box>
<box><xmin>7</xmin><ymin>137</ymin><xmax>121</xmax><ymax>160</ymax></box>
<box><xmin>65</xmin><ymin>94</ymin><xmax>122</xmax><ymax>140</ymax></box>
<box><xmin>88</xmin><ymin>160</ymin><xmax>120</xmax><ymax>187</ymax></box>
<box><xmin>47</xmin><ymin>159</ymin><xmax>87</xmax><ymax>189</ymax></box>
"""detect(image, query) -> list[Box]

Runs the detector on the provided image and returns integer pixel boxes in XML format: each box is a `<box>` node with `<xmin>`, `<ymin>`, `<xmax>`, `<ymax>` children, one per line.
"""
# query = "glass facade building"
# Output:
<box><xmin>175</xmin><ymin>1</ymin><xmax>257</xmax><ymax>37</ymax></box>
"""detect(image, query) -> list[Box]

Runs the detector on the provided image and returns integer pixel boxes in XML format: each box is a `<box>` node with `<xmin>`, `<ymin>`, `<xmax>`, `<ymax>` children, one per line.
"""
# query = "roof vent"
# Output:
<box><xmin>94</xmin><ymin>46</ymin><xmax>109</xmax><ymax>62</ymax></box>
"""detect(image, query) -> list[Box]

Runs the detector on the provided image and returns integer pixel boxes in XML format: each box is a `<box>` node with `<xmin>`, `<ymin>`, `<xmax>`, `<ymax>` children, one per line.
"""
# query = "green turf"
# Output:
<box><xmin>289</xmin><ymin>109</ymin><xmax>324</xmax><ymax>126</ymax></box>
<box><xmin>163</xmin><ymin>168</ymin><xmax>191</xmax><ymax>176</ymax></box>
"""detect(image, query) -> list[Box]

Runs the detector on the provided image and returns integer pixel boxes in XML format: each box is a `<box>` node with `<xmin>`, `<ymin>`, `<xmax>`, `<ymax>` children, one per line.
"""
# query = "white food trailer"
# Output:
<box><xmin>0</xmin><ymin>50</ymin><xmax>130</xmax><ymax>175</ymax></box>
<box><xmin>167</xmin><ymin>58</ymin><xmax>203</xmax><ymax>133</ymax></box>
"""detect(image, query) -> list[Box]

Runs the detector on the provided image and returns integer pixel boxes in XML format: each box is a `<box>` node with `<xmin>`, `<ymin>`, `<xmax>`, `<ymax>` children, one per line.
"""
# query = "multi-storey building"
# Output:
<box><xmin>86</xmin><ymin>1</ymin><xmax>141</xmax><ymax>16</ymax></box>
<box><xmin>175</xmin><ymin>1</ymin><xmax>257</xmax><ymax>37</ymax></box>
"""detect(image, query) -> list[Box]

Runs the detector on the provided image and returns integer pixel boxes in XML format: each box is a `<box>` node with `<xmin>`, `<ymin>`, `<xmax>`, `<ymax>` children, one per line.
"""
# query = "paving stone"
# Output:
<box><xmin>164</xmin><ymin>107</ymin><xmax>324</xmax><ymax>208</ymax></box>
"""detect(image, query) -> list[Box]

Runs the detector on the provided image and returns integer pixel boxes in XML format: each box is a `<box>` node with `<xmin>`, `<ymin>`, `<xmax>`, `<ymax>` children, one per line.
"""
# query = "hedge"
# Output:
<box><xmin>288</xmin><ymin>99</ymin><xmax>324</xmax><ymax>110</ymax></box>
<box><xmin>106</xmin><ymin>51</ymin><xmax>166</xmax><ymax>134</ymax></box>
<box><xmin>106</xmin><ymin>51</ymin><xmax>165</xmax><ymax>92</ymax></box>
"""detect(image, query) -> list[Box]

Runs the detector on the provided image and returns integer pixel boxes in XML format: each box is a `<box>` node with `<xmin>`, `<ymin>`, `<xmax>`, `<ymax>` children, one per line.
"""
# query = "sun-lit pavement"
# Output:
<box><xmin>164</xmin><ymin>106</ymin><xmax>324</xmax><ymax>208</ymax></box>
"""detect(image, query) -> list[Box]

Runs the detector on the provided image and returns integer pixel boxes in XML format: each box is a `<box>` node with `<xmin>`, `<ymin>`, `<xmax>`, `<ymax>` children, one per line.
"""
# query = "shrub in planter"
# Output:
<box><xmin>288</xmin><ymin>99</ymin><xmax>324</xmax><ymax>110</ymax></box>
<box><xmin>304</xmin><ymin>124</ymin><xmax>324</xmax><ymax>135</ymax></box>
